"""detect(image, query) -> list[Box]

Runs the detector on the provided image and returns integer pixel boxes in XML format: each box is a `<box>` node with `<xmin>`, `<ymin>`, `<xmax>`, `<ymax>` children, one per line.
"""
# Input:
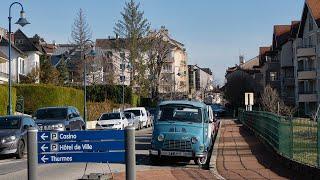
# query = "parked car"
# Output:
<box><xmin>0</xmin><ymin>115</ymin><xmax>38</xmax><ymax>159</ymax></box>
<box><xmin>34</xmin><ymin>106</ymin><xmax>85</xmax><ymax>131</ymax></box>
<box><xmin>150</xmin><ymin>100</ymin><xmax>215</xmax><ymax>168</ymax></box>
<box><xmin>210</xmin><ymin>103</ymin><xmax>226</xmax><ymax>117</ymax></box>
<box><xmin>96</xmin><ymin>112</ymin><xmax>129</xmax><ymax>130</ymax></box>
<box><xmin>124</xmin><ymin>107</ymin><xmax>148</xmax><ymax>129</ymax></box>
<box><xmin>124</xmin><ymin>112</ymin><xmax>139</xmax><ymax>129</ymax></box>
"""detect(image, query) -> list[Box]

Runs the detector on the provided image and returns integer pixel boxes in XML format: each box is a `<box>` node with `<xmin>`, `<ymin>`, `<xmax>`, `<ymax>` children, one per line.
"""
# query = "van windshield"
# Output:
<box><xmin>157</xmin><ymin>104</ymin><xmax>202</xmax><ymax>123</ymax></box>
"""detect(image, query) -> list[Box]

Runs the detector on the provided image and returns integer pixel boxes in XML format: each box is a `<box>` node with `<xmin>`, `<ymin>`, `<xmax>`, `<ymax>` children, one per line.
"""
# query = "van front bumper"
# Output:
<box><xmin>149</xmin><ymin>149</ymin><xmax>206</xmax><ymax>158</ymax></box>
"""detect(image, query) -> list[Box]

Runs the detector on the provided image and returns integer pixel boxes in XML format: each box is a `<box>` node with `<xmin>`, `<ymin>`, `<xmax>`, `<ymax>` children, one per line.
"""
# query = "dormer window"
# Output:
<box><xmin>15</xmin><ymin>39</ymin><xmax>24</xmax><ymax>44</ymax></box>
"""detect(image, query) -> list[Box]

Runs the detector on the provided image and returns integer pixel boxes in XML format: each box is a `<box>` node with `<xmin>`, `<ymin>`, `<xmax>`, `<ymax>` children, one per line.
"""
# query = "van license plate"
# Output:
<box><xmin>161</xmin><ymin>151</ymin><xmax>192</xmax><ymax>157</ymax></box>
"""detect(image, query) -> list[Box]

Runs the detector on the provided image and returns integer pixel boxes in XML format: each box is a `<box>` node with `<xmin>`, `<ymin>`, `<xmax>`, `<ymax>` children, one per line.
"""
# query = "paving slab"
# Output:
<box><xmin>216</xmin><ymin>120</ymin><xmax>302</xmax><ymax>180</ymax></box>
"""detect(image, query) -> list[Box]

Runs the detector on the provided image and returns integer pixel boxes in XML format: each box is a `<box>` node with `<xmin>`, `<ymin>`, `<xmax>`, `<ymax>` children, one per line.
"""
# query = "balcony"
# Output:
<box><xmin>298</xmin><ymin>92</ymin><xmax>317</xmax><ymax>102</ymax></box>
<box><xmin>297</xmin><ymin>69</ymin><xmax>316</xmax><ymax>80</ymax></box>
<box><xmin>297</xmin><ymin>46</ymin><xmax>316</xmax><ymax>57</ymax></box>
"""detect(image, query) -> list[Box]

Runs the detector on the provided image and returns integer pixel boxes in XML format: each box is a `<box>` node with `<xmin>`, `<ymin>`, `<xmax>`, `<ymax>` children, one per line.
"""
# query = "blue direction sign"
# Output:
<box><xmin>38</xmin><ymin>152</ymin><xmax>125</xmax><ymax>164</ymax></box>
<box><xmin>37</xmin><ymin>130</ymin><xmax>126</xmax><ymax>164</ymax></box>
<box><xmin>38</xmin><ymin>141</ymin><xmax>125</xmax><ymax>153</ymax></box>
<box><xmin>38</xmin><ymin>130</ymin><xmax>124</xmax><ymax>142</ymax></box>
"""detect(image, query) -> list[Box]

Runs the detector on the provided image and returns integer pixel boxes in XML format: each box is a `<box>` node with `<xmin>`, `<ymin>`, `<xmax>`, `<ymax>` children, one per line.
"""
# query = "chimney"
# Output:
<box><xmin>239</xmin><ymin>55</ymin><xmax>244</xmax><ymax>65</ymax></box>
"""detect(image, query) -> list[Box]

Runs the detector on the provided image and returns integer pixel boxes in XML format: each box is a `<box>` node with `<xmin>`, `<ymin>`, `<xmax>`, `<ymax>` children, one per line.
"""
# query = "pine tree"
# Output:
<box><xmin>114</xmin><ymin>0</ymin><xmax>150</xmax><ymax>87</ymax></box>
<box><xmin>40</xmin><ymin>56</ymin><xmax>60</xmax><ymax>84</ymax></box>
<box><xmin>56</xmin><ymin>58</ymin><xmax>69</xmax><ymax>85</ymax></box>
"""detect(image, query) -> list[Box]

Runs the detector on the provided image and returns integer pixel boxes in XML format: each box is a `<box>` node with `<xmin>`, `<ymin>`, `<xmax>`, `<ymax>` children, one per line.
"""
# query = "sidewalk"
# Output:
<box><xmin>113</xmin><ymin>169</ymin><xmax>216</xmax><ymax>180</ymax></box>
<box><xmin>216</xmin><ymin>120</ymin><xmax>301</xmax><ymax>180</ymax></box>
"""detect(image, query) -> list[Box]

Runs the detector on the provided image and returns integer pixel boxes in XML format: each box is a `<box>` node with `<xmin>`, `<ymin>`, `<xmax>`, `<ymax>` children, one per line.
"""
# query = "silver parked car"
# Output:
<box><xmin>0</xmin><ymin>116</ymin><xmax>38</xmax><ymax>159</ymax></box>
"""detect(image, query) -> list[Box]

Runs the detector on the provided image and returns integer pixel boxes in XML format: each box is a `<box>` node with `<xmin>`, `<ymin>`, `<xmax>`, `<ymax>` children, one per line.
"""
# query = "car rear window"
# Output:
<box><xmin>100</xmin><ymin>113</ymin><xmax>121</xmax><ymax>120</ymax></box>
<box><xmin>35</xmin><ymin>108</ymin><xmax>68</xmax><ymax>120</ymax></box>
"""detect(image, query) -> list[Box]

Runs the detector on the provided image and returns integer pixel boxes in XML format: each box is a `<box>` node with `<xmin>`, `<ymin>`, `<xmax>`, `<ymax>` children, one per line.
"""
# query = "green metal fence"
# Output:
<box><xmin>239</xmin><ymin>109</ymin><xmax>319</xmax><ymax>168</ymax></box>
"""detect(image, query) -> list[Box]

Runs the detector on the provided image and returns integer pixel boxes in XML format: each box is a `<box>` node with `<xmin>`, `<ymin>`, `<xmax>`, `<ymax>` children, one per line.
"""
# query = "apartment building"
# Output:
<box><xmin>95</xmin><ymin>38</ymin><xmax>131</xmax><ymax>86</ymax></box>
<box><xmin>293</xmin><ymin>0</ymin><xmax>320</xmax><ymax>115</ymax></box>
<box><xmin>188</xmin><ymin>65</ymin><xmax>213</xmax><ymax>99</ymax></box>
<box><xmin>157</xmin><ymin>28</ymin><xmax>189</xmax><ymax>98</ymax></box>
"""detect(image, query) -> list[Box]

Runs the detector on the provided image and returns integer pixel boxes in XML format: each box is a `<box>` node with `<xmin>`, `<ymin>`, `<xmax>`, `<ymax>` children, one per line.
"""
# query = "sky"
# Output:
<box><xmin>0</xmin><ymin>0</ymin><xmax>305</xmax><ymax>85</ymax></box>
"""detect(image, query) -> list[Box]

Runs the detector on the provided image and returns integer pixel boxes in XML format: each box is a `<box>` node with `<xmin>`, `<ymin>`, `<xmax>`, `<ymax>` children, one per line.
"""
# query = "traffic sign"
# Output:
<box><xmin>38</xmin><ymin>152</ymin><xmax>125</xmax><ymax>164</ymax></box>
<box><xmin>38</xmin><ymin>130</ymin><xmax>125</xmax><ymax>142</ymax></box>
<box><xmin>37</xmin><ymin>130</ymin><xmax>126</xmax><ymax>164</ymax></box>
<box><xmin>38</xmin><ymin>141</ymin><xmax>125</xmax><ymax>153</ymax></box>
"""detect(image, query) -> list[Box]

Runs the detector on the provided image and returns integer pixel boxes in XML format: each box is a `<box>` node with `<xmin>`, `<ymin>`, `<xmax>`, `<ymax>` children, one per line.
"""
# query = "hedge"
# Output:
<box><xmin>0</xmin><ymin>85</ymin><xmax>16</xmax><ymax>116</ymax></box>
<box><xmin>86</xmin><ymin>85</ymin><xmax>134</xmax><ymax>104</ymax></box>
<box><xmin>15</xmin><ymin>84</ymin><xmax>84</xmax><ymax>115</ymax></box>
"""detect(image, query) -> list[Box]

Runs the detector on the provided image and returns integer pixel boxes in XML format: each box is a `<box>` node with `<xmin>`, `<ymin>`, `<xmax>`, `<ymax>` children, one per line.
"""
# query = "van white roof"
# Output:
<box><xmin>124</xmin><ymin>107</ymin><xmax>146</xmax><ymax>111</ymax></box>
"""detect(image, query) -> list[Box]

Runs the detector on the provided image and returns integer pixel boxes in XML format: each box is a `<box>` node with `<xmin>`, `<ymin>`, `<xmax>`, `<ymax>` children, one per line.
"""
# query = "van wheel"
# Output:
<box><xmin>194</xmin><ymin>154</ymin><xmax>209</xmax><ymax>169</ymax></box>
<box><xmin>16</xmin><ymin>140</ymin><xmax>25</xmax><ymax>159</ymax></box>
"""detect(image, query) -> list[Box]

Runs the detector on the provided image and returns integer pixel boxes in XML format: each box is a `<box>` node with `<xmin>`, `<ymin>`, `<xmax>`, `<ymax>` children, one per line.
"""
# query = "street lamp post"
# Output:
<box><xmin>7</xmin><ymin>2</ymin><xmax>30</xmax><ymax>115</ymax></box>
<box><xmin>82</xmin><ymin>40</ymin><xmax>95</xmax><ymax>124</ymax></box>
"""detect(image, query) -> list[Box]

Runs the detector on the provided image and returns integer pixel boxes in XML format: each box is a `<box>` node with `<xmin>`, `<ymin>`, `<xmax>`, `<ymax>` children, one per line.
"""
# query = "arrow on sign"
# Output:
<box><xmin>41</xmin><ymin>133</ymin><xmax>49</xmax><ymax>141</ymax></box>
<box><xmin>41</xmin><ymin>155</ymin><xmax>49</xmax><ymax>163</ymax></box>
<box><xmin>41</xmin><ymin>144</ymin><xmax>48</xmax><ymax>152</ymax></box>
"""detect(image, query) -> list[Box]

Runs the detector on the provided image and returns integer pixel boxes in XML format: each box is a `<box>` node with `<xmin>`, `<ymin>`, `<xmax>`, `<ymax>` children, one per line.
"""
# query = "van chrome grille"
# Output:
<box><xmin>163</xmin><ymin>140</ymin><xmax>192</xmax><ymax>151</ymax></box>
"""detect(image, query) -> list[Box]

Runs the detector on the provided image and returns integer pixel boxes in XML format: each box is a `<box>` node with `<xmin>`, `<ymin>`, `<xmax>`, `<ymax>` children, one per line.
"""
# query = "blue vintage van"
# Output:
<box><xmin>149</xmin><ymin>100</ymin><xmax>215</xmax><ymax>167</ymax></box>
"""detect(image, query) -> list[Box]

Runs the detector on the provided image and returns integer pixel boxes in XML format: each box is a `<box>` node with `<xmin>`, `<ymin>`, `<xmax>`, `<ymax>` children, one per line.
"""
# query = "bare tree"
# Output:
<box><xmin>145</xmin><ymin>29</ymin><xmax>171</xmax><ymax>100</ymax></box>
<box><xmin>71</xmin><ymin>8</ymin><xmax>92</xmax><ymax>82</ymax></box>
<box><xmin>114</xmin><ymin>0</ymin><xmax>150</xmax><ymax>86</ymax></box>
<box><xmin>261</xmin><ymin>85</ymin><xmax>296</xmax><ymax>117</ymax></box>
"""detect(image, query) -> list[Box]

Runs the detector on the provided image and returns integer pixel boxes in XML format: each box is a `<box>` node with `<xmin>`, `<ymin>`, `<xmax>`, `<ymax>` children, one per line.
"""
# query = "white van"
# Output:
<box><xmin>124</xmin><ymin>107</ymin><xmax>148</xmax><ymax>129</ymax></box>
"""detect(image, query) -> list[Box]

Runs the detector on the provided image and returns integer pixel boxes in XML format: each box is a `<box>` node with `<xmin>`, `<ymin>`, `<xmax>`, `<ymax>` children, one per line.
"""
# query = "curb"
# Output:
<box><xmin>209</xmin><ymin>121</ymin><xmax>225</xmax><ymax>180</ymax></box>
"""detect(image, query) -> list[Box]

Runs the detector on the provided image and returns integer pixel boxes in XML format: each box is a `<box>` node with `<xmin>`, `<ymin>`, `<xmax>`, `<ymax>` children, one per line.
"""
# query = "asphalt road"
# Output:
<box><xmin>0</xmin><ymin>127</ymin><xmax>211</xmax><ymax>180</ymax></box>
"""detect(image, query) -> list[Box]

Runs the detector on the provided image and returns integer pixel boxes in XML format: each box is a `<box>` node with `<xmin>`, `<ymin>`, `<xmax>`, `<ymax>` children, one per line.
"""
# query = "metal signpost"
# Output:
<box><xmin>27</xmin><ymin>127</ymin><xmax>135</xmax><ymax>180</ymax></box>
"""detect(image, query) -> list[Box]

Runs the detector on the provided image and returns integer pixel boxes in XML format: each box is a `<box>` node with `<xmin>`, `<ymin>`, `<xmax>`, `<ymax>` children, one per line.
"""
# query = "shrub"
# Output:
<box><xmin>0</xmin><ymin>85</ymin><xmax>16</xmax><ymax>116</ymax></box>
<box><xmin>86</xmin><ymin>85</ymin><xmax>133</xmax><ymax>104</ymax></box>
<box><xmin>15</xmin><ymin>84</ymin><xmax>84</xmax><ymax>115</ymax></box>
<box><xmin>131</xmin><ymin>94</ymin><xmax>140</xmax><ymax>107</ymax></box>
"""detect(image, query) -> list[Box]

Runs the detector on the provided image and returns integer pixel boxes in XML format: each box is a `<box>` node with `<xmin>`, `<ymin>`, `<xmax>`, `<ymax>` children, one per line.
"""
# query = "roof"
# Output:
<box><xmin>96</xmin><ymin>38</ymin><xmax>127</xmax><ymax>49</ymax></box>
<box><xmin>298</xmin><ymin>0</ymin><xmax>320</xmax><ymax>37</ymax></box>
<box><xmin>273</xmin><ymin>25</ymin><xmax>291</xmax><ymax>49</ymax></box>
<box><xmin>259</xmin><ymin>47</ymin><xmax>271</xmax><ymax>56</ymax></box>
<box><xmin>0</xmin><ymin>36</ymin><xmax>24</xmax><ymax>55</ymax></box>
<box><xmin>14</xmin><ymin>29</ymin><xmax>42</xmax><ymax>53</ymax></box>
<box><xmin>306</xmin><ymin>0</ymin><xmax>320</xmax><ymax>26</ymax></box>
<box><xmin>240</xmin><ymin>56</ymin><xmax>259</xmax><ymax>70</ymax></box>
<box><xmin>158</xmin><ymin>100</ymin><xmax>207</xmax><ymax>108</ymax></box>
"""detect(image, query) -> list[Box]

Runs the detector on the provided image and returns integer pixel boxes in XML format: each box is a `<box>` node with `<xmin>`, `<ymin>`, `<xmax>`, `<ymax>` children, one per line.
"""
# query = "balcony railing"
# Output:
<box><xmin>297</xmin><ymin>67</ymin><xmax>316</xmax><ymax>72</ymax></box>
<box><xmin>298</xmin><ymin>90</ymin><xmax>317</xmax><ymax>94</ymax></box>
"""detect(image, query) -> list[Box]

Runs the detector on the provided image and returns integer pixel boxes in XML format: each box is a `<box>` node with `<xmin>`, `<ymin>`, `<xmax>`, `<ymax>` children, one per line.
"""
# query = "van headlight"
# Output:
<box><xmin>191</xmin><ymin>137</ymin><xmax>198</xmax><ymax>144</ymax></box>
<box><xmin>157</xmin><ymin>134</ymin><xmax>164</xmax><ymax>142</ymax></box>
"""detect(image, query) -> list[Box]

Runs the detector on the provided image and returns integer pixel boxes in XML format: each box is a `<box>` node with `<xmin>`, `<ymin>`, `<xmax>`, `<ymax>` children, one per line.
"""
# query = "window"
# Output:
<box><xmin>15</xmin><ymin>39</ymin><xmax>24</xmax><ymax>44</ymax></box>
<box><xmin>270</xmin><ymin>72</ymin><xmax>278</xmax><ymax>81</ymax></box>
